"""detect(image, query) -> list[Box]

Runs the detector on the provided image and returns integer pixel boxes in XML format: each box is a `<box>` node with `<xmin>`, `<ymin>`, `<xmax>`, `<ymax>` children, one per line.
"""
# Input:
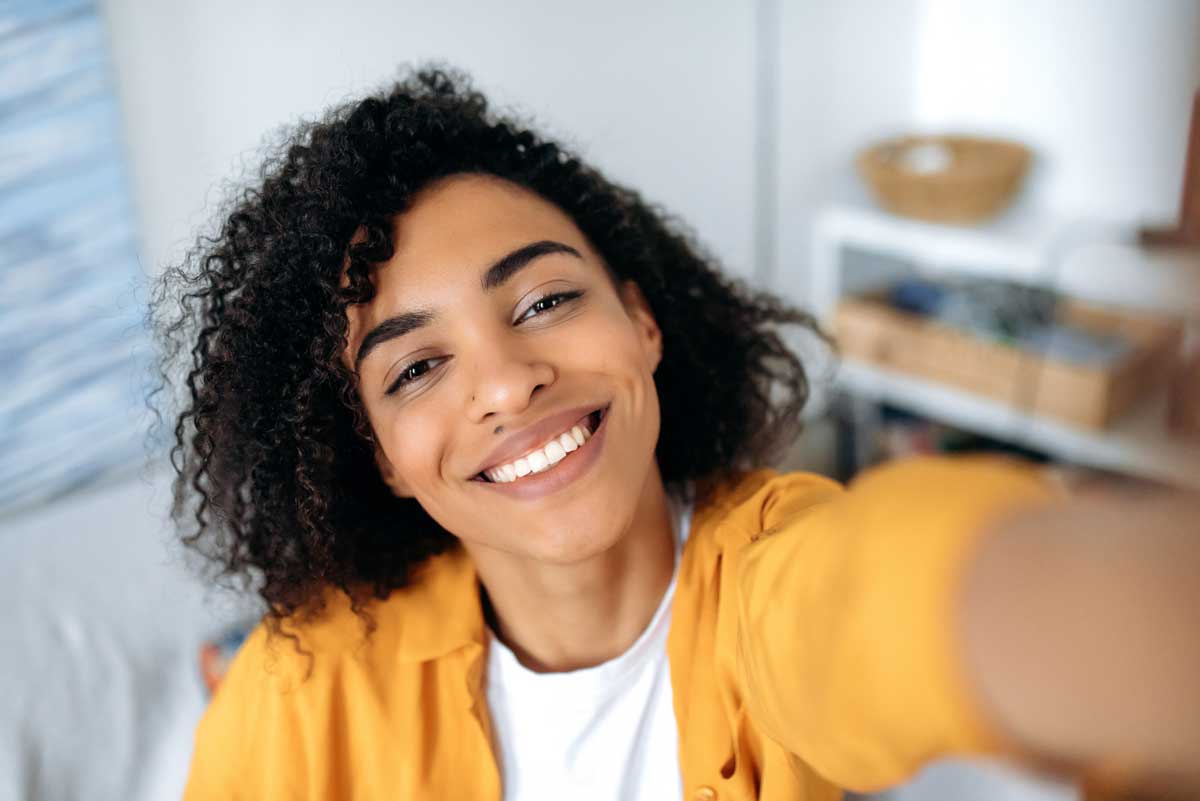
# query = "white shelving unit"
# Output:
<box><xmin>811</xmin><ymin>200</ymin><xmax>1200</xmax><ymax>490</ymax></box>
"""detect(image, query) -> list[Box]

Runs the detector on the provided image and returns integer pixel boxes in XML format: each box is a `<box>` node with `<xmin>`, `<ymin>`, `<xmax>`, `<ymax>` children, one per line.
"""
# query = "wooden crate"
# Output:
<box><xmin>834</xmin><ymin>296</ymin><xmax>1183</xmax><ymax>429</ymax></box>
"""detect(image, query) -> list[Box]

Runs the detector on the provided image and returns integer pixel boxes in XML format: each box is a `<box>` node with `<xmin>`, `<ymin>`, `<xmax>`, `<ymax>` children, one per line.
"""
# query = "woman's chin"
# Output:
<box><xmin>520</xmin><ymin>523</ymin><xmax>625</xmax><ymax>567</ymax></box>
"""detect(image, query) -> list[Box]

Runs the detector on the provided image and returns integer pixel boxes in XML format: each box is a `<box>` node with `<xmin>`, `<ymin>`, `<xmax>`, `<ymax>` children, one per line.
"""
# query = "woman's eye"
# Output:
<box><xmin>385</xmin><ymin>357</ymin><xmax>445</xmax><ymax>396</ymax></box>
<box><xmin>517</xmin><ymin>290</ymin><xmax>583</xmax><ymax>324</ymax></box>
<box><xmin>384</xmin><ymin>293</ymin><xmax>581</xmax><ymax>395</ymax></box>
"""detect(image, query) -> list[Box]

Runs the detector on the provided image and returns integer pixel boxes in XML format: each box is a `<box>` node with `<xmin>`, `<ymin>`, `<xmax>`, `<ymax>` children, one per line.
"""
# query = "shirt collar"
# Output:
<box><xmin>382</xmin><ymin>544</ymin><xmax>487</xmax><ymax>662</ymax></box>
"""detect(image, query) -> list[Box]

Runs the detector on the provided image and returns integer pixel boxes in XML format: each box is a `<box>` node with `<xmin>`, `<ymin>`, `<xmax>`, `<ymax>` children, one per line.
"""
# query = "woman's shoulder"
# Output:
<box><xmin>694</xmin><ymin>455</ymin><xmax>1052</xmax><ymax>541</ymax></box>
<box><xmin>691</xmin><ymin>466</ymin><xmax>844</xmax><ymax>543</ymax></box>
<box><xmin>210</xmin><ymin>590</ymin><xmax>378</xmax><ymax>698</ymax></box>
<box><xmin>218</xmin><ymin>545</ymin><xmax>482</xmax><ymax>691</ymax></box>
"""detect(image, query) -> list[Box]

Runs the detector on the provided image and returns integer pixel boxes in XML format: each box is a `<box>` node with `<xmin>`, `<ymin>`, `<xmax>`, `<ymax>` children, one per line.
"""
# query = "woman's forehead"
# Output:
<box><xmin>379</xmin><ymin>174</ymin><xmax>592</xmax><ymax>290</ymax></box>
<box><xmin>401</xmin><ymin>173</ymin><xmax>574</xmax><ymax>240</ymax></box>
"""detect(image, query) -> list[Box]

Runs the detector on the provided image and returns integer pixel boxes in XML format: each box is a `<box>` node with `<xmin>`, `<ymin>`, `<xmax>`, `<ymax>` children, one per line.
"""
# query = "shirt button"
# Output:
<box><xmin>694</xmin><ymin>786</ymin><xmax>717</xmax><ymax>801</ymax></box>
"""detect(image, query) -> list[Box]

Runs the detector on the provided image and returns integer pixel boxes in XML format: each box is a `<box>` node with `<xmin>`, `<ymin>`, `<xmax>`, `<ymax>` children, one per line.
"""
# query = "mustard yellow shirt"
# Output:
<box><xmin>183</xmin><ymin>456</ymin><xmax>1065</xmax><ymax>801</ymax></box>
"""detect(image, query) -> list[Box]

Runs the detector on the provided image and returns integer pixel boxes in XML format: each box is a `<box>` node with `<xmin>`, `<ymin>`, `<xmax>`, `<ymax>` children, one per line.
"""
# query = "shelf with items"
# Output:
<box><xmin>809</xmin><ymin>200</ymin><xmax>1200</xmax><ymax>489</ymax></box>
<box><xmin>837</xmin><ymin>360</ymin><xmax>1200</xmax><ymax>490</ymax></box>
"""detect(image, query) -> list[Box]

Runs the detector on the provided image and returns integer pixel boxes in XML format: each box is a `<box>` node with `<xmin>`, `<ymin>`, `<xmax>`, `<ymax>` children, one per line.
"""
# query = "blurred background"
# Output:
<box><xmin>2</xmin><ymin>0</ymin><xmax>1199</xmax><ymax>799</ymax></box>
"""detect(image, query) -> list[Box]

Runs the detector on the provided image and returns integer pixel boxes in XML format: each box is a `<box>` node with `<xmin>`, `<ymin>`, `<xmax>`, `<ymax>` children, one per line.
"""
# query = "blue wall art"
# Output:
<box><xmin>1</xmin><ymin>0</ymin><xmax>150</xmax><ymax>517</ymax></box>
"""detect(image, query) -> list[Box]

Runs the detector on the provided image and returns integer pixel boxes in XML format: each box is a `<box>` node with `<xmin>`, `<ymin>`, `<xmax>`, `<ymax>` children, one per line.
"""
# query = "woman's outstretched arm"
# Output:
<box><xmin>961</xmin><ymin>487</ymin><xmax>1200</xmax><ymax>800</ymax></box>
<box><xmin>736</xmin><ymin>456</ymin><xmax>1197</xmax><ymax>800</ymax></box>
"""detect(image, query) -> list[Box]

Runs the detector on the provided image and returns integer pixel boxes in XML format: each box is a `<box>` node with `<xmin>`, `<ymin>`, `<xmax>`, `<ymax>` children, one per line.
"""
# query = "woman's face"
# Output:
<box><xmin>344</xmin><ymin>174</ymin><xmax>664</xmax><ymax>565</ymax></box>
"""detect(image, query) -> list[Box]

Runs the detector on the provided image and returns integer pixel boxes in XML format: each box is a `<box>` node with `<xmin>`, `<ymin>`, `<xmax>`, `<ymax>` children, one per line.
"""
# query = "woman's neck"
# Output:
<box><xmin>467</xmin><ymin>466</ymin><xmax>676</xmax><ymax>673</ymax></box>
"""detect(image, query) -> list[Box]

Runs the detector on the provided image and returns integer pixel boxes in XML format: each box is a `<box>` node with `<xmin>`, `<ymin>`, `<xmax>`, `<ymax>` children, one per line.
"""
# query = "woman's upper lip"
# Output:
<box><xmin>473</xmin><ymin>403</ymin><xmax>601</xmax><ymax>477</ymax></box>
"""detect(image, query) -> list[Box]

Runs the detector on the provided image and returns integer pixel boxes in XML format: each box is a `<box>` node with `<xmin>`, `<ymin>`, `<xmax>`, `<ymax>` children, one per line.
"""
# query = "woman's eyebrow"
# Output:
<box><xmin>355</xmin><ymin>308</ymin><xmax>435</xmax><ymax>372</ymax></box>
<box><xmin>354</xmin><ymin>239</ymin><xmax>583</xmax><ymax>371</ymax></box>
<box><xmin>481</xmin><ymin>239</ymin><xmax>582</xmax><ymax>290</ymax></box>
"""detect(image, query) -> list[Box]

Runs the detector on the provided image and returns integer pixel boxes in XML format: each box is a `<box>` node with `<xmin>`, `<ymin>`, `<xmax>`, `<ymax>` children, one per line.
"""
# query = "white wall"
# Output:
<box><xmin>773</xmin><ymin>0</ymin><xmax>923</xmax><ymax>304</ymax></box>
<box><xmin>100</xmin><ymin>0</ymin><xmax>760</xmax><ymax>281</ymax></box>
<box><xmin>100</xmin><ymin>0</ymin><xmax>1200</xmax><ymax>306</ymax></box>
<box><xmin>912</xmin><ymin>0</ymin><xmax>1200</xmax><ymax>224</ymax></box>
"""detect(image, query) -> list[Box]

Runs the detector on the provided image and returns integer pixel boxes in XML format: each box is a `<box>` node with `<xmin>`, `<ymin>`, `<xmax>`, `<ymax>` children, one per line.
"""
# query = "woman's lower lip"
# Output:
<box><xmin>474</xmin><ymin>409</ymin><xmax>608</xmax><ymax>500</ymax></box>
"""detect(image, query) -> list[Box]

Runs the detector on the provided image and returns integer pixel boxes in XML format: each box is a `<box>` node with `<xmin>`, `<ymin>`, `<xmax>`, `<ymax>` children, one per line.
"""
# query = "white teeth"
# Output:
<box><xmin>481</xmin><ymin>413</ymin><xmax>600</xmax><ymax>483</ymax></box>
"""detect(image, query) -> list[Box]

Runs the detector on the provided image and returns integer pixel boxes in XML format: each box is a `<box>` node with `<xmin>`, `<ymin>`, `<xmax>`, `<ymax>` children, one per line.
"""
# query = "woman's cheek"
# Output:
<box><xmin>417</xmin><ymin>419</ymin><xmax>448</xmax><ymax>475</ymax></box>
<box><xmin>384</xmin><ymin>411</ymin><xmax>442</xmax><ymax>490</ymax></box>
<box><xmin>575</xmin><ymin>317</ymin><xmax>644</xmax><ymax>373</ymax></box>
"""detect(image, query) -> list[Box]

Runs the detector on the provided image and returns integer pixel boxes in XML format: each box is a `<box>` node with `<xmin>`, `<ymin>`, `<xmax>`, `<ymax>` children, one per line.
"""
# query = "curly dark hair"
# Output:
<box><xmin>151</xmin><ymin>65</ymin><xmax>823</xmax><ymax>635</ymax></box>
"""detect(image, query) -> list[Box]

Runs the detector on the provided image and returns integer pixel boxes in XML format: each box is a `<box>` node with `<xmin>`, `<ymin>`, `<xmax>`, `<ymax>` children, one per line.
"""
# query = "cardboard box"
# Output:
<box><xmin>835</xmin><ymin>295</ymin><xmax>1183</xmax><ymax>429</ymax></box>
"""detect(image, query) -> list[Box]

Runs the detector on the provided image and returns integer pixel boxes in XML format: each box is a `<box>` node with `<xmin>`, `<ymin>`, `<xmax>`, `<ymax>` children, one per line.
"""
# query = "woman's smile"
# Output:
<box><xmin>472</xmin><ymin>404</ymin><xmax>610</xmax><ymax>500</ymax></box>
<box><xmin>474</xmin><ymin>404</ymin><xmax>605</xmax><ymax>481</ymax></box>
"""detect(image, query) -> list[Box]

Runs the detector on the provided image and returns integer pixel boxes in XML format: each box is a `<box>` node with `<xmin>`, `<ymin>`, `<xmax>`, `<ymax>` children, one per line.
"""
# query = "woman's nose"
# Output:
<box><xmin>464</xmin><ymin>337</ymin><xmax>556</xmax><ymax>423</ymax></box>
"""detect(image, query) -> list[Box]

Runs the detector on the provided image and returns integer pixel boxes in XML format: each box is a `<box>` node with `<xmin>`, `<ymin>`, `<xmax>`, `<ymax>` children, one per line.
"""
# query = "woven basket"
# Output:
<box><xmin>857</xmin><ymin>135</ymin><xmax>1031</xmax><ymax>223</ymax></box>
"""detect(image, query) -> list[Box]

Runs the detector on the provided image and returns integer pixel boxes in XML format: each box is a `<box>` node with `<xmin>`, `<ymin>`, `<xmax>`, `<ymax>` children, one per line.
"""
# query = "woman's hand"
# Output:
<box><xmin>959</xmin><ymin>486</ymin><xmax>1200</xmax><ymax>800</ymax></box>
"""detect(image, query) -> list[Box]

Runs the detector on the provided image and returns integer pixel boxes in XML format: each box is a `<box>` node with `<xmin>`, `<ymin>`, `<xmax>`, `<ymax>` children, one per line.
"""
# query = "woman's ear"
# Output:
<box><xmin>619</xmin><ymin>280</ymin><xmax>663</xmax><ymax>373</ymax></box>
<box><xmin>373</xmin><ymin>442</ymin><xmax>415</xmax><ymax>499</ymax></box>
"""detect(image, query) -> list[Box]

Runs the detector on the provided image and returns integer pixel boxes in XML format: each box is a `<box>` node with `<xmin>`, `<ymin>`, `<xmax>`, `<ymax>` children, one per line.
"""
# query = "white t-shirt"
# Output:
<box><xmin>485</xmin><ymin>490</ymin><xmax>693</xmax><ymax>801</ymax></box>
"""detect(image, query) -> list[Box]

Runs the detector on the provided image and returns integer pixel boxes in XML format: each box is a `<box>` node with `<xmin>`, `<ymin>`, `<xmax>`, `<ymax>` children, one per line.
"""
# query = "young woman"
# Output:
<box><xmin>157</xmin><ymin>68</ymin><xmax>1199</xmax><ymax>801</ymax></box>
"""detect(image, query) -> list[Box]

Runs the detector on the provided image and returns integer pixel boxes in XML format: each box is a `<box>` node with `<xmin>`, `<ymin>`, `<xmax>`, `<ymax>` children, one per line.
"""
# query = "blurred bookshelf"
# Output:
<box><xmin>809</xmin><ymin>200</ymin><xmax>1200</xmax><ymax>490</ymax></box>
